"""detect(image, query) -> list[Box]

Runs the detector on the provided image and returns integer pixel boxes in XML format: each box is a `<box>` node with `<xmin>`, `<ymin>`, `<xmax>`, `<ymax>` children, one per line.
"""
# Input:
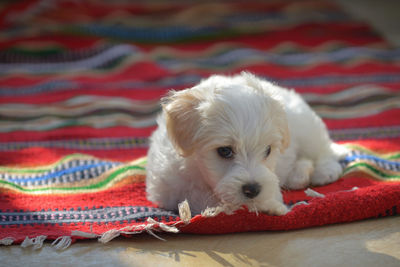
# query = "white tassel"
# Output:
<box><xmin>96</xmin><ymin>215</ymin><xmax>180</xmax><ymax>244</ymax></box>
<box><xmin>71</xmin><ymin>230</ymin><xmax>98</xmax><ymax>238</ymax></box>
<box><xmin>51</xmin><ymin>236</ymin><xmax>72</xmax><ymax>250</ymax></box>
<box><xmin>20</xmin><ymin>237</ymin><xmax>33</xmax><ymax>248</ymax></box>
<box><xmin>201</xmin><ymin>204</ymin><xmax>238</xmax><ymax>217</ymax></box>
<box><xmin>347</xmin><ymin>186</ymin><xmax>359</xmax><ymax>192</ymax></box>
<box><xmin>143</xmin><ymin>218</ymin><xmax>173</xmax><ymax>241</ymax></box>
<box><xmin>178</xmin><ymin>199</ymin><xmax>192</xmax><ymax>224</ymax></box>
<box><xmin>305</xmin><ymin>186</ymin><xmax>358</xmax><ymax>199</ymax></box>
<box><xmin>202</xmin><ymin>206</ymin><xmax>223</xmax><ymax>217</ymax></box>
<box><xmin>146</xmin><ymin>217</ymin><xmax>179</xmax><ymax>233</ymax></box>
<box><xmin>98</xmin><ymin>229</ymin><xmax>121</xmax><ymax>243</ymax></box>
<box><xmin>0</xmin><ymin>237</ymin><xmax>14</xmax><ymax>245</ymax></box>
<box><xmin>21</xmin><ymin>235</ymin><xmax>47</xmax><ymax>249</ymax></box>
<box><xmin>291</xmin><ymin>201</ymin><xmax>309</xmax><ymax>208</ymax></box>
<box><xmin>158</xmin><ymin>222</ymin><xmax>179</xmax><ymax>233</ymax></box>
<box><xmin>145</xmin><ymin>229</ymin><xmax>166</xmax><ymax>241</ymax></box>
<box><xmin>305</xmin><ymin>188</ymin><xmax>325</xmax><ymax>198</ymax></box>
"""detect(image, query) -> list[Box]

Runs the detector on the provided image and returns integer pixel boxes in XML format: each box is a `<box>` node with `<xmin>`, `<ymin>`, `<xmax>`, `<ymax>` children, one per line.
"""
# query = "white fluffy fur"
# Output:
<box><xmin>146</xmin><ymin>72</ymin><xmax>347</xmax><ymax>215</ymax></box>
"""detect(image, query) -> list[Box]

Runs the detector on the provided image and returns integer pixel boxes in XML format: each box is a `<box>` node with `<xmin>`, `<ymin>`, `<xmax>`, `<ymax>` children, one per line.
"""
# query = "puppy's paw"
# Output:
<box><xmin>258</xmin><ymin>200</ymin><xmax>289</xmax><ymax>216</ymax></box>
<box><xmin>285</xmin><ymin>158</ymin><xmax>313</xmax><ymax>190</ymax></box>
<box><xmin>310</xmin><ymin>158</ymin><xmax>342</xmax><ymax>186</ymax></box>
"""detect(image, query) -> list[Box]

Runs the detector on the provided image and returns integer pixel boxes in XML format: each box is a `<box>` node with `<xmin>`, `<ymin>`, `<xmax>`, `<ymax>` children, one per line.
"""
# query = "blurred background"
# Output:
<box><xmin>0</xmin><ymin>0</ymin><xmax>399</xmax><ymax>165</ymax></box>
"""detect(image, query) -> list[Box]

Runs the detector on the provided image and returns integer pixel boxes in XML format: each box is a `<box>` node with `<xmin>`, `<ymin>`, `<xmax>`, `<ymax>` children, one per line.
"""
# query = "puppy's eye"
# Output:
<box><xmin>217</xmin><ymin>146</ymin><xmax>234</xmax><ymax>159</ymax></box>
<box><xmin>265</xmin><ymin>145</ymin><xmax>272</xmax><ymax>158</ymax></box>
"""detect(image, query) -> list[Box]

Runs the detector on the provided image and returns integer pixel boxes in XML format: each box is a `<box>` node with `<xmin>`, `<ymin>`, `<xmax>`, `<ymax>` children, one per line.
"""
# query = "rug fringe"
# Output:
<box><xmin>345</xmin><ymin>186</ymin><xmax>359</xmax><ymax>192</ymax></box>
<box><xmin>290</xmin><ymin>201</ymin><xmax>309</xmax><ymax>208</ymax></box>
<box><xmin>71</xmin><ymin>230</ymin><xmax>98</xmax><ymax>238</ymax></box>
<box><xmin>0</xmin><ymin>237</ymin><xmax>14</xmax><ymax>245</ymax></box>
<box><xmin>98</xmin><ymin>216</ymin><xmax>180</xmax><ymax>243</ymax></box>
<box><xmin>21</xmin><ymin>235</ymin><xmax>47</xmax><ymax>249</ymax></box>
<box><xmin>98</xmin><ymin>229</ymin><xmax>121</xmax><ymax>243</ymax></box>
<box><xmin>178</xmin><ymin>199</ymin><xmax>191</xmax><ymax>224</ymax></box>
<box><xmin>305</xmin><ymin>186</ymin><xmax>359</xmax><ymax>199</ymax></box>
<box><xmin>202</xmin><ymin>204</ymin><xmax>239</xmax><ymax>217</ymax></box>
<box><xmin>305</xmin><ymin>188</ymin><xmax>325</xmax><ymax>198</ymax></box>
<box><xmin>51</xmin><ymin>236</ymin><xmax>72</xmax><ymax>250</ymax></box>
<box><xmin>13</xmin><ymin>211</ymin><xmax>186</xmax><ymax>249</ymax></box>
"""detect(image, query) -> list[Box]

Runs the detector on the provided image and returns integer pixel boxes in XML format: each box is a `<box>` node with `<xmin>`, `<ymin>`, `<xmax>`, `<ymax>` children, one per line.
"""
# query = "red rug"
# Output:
<box><xmin>0</xmin><ymin>0</ymin><xmax>399</xmax><ymax>247</ymax></box>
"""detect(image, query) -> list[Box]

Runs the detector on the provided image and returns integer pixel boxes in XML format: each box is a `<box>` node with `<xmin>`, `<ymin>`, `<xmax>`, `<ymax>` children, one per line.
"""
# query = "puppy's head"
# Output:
<box><xmin>163</xmin><ymin>72</ymin><xmax>289</xmax><ymax>210</ymax></box>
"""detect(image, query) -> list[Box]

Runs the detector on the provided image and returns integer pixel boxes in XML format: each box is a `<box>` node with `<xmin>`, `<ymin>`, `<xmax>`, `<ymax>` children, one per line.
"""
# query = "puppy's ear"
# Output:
<box><xmin>162</xmin><ymin>89</ymin><xmax>203</xmax><ymax>157</ymax></box>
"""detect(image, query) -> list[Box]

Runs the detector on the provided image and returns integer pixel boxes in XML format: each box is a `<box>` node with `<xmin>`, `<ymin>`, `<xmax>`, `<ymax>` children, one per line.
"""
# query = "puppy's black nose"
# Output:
<box><xmin>242</xmin><ymin>183</ymin><xmax>261</xmax><ymax>199</ymax></box>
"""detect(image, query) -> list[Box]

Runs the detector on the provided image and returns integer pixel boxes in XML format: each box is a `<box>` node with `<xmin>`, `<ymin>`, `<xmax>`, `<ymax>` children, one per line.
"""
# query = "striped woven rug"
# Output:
<box><xmin>0</xmin><ymin>0</ymin><xmax>399</xmax><ymax>248</ymax></box>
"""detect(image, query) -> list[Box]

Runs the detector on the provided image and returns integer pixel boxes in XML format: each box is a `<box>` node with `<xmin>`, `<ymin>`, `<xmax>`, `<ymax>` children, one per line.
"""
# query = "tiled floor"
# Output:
<box><xmin>2</xmin><ymin>1</ymin><xmax>400</xmax><ymax>266</ymax></box>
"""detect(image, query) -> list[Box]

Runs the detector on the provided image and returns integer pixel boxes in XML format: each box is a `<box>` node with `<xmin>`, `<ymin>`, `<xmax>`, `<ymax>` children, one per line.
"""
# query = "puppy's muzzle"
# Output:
<box><xmin>242</xmin><ymin>183</ymin><xmax>261</xmax><ymax>199</ymax></box>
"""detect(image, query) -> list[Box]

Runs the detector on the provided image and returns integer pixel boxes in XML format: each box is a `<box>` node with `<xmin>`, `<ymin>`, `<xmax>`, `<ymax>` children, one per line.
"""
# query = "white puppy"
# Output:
<box><xmin>146</xmin><ymin>72</ymin><xmax>345</xmax><ymax>215</ymax></box>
